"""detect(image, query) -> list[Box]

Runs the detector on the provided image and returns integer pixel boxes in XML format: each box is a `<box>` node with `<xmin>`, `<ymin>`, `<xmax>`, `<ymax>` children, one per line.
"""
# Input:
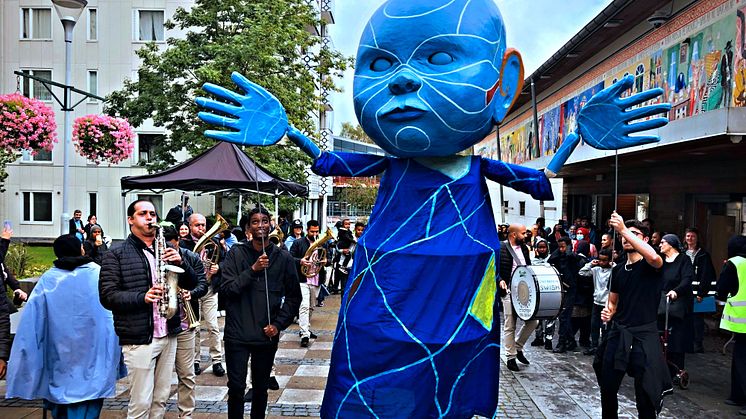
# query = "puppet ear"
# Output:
<box><xmin>492</xmin><ymin>49</ymin><xmax>525</xmax><ymax>124</ymax></box>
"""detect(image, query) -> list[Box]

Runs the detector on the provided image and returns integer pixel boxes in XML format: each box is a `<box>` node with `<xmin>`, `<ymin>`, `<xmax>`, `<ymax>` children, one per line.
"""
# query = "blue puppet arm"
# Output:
<box><xmin>311</xmin><ymin>151</ymin><xmax>389</xmax><ymax>177</ymax></box>
<box><xmin>481</xmin><ymin>158</ymin><xmax>553</xmax><ymax>201</ymax></box>
<box><xmin>545</xmin><ymin>75</ymin><xmax>671</xmax><ymax>176</ymax></box>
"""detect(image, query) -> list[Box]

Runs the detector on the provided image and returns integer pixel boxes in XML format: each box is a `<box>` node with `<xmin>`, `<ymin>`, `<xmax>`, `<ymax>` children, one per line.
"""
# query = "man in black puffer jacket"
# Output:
<box><xmin>99</xmin><ymin>200</ymin><xmax>197</xmax><ymax>419</ymax></box>
<box><xmin>221</xmin><ymin>207</ymin><xmax>301</xmax><ymax>419</ymax></box>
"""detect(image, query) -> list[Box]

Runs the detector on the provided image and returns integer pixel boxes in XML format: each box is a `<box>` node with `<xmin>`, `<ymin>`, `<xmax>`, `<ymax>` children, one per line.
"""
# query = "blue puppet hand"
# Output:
<box><xmin>576</xmin><ymin>75</ymin><xmax>671</xmax><ymax>150</ymax></box>
<box><xmin>195</xmin><ymin>72</ymin><xmax>288</xmax><ymax>146</ymax></box>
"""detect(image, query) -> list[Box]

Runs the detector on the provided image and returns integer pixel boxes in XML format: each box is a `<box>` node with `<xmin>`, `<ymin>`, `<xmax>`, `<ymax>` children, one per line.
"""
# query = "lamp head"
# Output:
<box><xmin>51</xmin><ymin>0</ymin><xmax>88</xmax><ymax>23</ymax></box>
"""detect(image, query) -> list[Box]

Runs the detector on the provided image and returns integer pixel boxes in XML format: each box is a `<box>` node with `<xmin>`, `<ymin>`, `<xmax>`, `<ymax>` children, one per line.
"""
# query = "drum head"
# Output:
<box><xmin>510</xmin><ymin>266</ymin><xmax>539</xmax><ymax>321</ymax></box>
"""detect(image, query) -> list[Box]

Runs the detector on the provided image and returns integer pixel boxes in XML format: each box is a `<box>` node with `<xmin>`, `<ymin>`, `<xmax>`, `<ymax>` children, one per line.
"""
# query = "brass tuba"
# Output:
<box><xmin>301</xmin><ymin>228</ymin><xmax>335</xmax><ymax>278</ymax></box>
<box><xmin>268</xmin><ymin>226</ymin><xmax>285</xmax><ymax>246</ymax></box>
<box><xmin>194</xmin><ymin>214</ymin><xmax>230</xmax><ymax>284</ymax></box>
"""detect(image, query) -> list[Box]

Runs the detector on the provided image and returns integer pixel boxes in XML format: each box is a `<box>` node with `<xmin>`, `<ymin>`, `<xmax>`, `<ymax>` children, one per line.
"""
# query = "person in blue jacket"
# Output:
<box><xmin>196</xmin><ymin>1</ymin><xmax>670</xmax><ymax>416</ymax></box>
<box><xmin>6</xmin><ymin>234</ymin><xmax>124</xmax><ymax>419</ymax></box>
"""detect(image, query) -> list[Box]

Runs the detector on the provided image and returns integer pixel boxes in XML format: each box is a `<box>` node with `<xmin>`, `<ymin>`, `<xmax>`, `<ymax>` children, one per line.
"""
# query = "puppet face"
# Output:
<box><xmin>353</xmin><ymin>0</ymin><xmax>523</xmax><ymax>157</ymax></box>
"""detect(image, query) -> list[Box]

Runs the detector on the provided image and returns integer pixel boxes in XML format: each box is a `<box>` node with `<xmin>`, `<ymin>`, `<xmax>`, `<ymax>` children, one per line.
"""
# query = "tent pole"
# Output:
<box><xmin>121</xmin><ymin>193</ymin><xmax>127</xmax><ymax>239</ymax></box>
<box><xmin>237</xmin><ymin>194</ymin><xmax>243</xmax><ymax>225</ymax></box>
<box><xmin>274</xmin><ymin>192</ymin><xmax>279</xmax><ymax>224</ymax></box>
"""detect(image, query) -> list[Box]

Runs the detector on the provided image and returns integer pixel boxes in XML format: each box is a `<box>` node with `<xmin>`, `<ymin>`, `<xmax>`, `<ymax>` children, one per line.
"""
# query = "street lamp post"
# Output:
<box><xmin>51</xmin><ymin>0</ymin><xmax>87</xmax><ymax>235</ymax></box>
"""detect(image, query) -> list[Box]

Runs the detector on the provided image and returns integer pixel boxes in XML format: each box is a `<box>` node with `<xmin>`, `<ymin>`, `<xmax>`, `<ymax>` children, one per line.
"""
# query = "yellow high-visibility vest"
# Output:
<box><xmin>720</xmin><ymin>256</ymin><xmax>746</xmax><ymax>333</ymax></box>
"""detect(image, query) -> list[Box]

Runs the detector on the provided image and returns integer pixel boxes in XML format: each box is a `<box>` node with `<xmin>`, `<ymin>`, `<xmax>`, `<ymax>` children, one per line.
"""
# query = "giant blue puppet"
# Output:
<box><xmin>196</xmin><ymin>0</ymin><xmax>670</xmax><ymax>417</ymax></box>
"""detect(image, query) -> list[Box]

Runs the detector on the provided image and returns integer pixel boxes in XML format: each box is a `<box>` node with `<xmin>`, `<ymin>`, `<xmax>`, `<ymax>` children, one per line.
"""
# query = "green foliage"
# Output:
<box><xmin>336</xmin><ymin>180</ymin><xmax>379</xmax><ymax>213</ymax></box>
<box><xmin>105</xmin><ymin>0</ymin><xmax>352</xmax><ymax>210</ymax></box>
<box><xmin>0</xmin><ymin>149</ymin><xmax>19</xmax><ymax>192</ymax></box>
<box><xmin>6</xmin><ymin>243</ymin><xmax>52</xmax><ymax>279</ymax></box>
<box><xmin>340</xmin><ymin>122</ymin><xmax>374</xmax><ymax>144</ymax></box>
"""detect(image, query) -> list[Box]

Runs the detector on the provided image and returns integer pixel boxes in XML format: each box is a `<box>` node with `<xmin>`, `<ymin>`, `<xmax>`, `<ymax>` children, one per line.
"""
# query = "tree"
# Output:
<box><xmin>105</xmin><ymin>0</ymin><xmax>352</xmax><ymax>209</ymax></box>
<box><xmin>339</xmin><ymin>121</ymin><xmax>374</xmax><ymax>144</ymax></box>
<box><xmin>336</xmin><ymin>179</ymin><xmax>379</xmax><ymax>215</ymax></box>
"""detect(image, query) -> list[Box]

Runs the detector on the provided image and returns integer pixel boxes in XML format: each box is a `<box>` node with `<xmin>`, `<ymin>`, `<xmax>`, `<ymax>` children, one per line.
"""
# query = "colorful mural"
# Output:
<box><xmin>489</xmin><ymin>1</ymin><xmax>744</xmax><ymax>165</ymax></box>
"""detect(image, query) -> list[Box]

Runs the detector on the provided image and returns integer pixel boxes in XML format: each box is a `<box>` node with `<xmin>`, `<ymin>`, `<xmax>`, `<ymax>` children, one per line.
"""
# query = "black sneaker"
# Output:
<box><xmin>194</xmin><ymin>362</ymin><xmax>202</xmax><ymax>376</ymax></box>
<box><xmin>553</xmin><ymin>343</ymin><xmax>567</xmax><ymax>354</ymax></box>
<box><xmin>583</xmin><ymin>347</ymin><xmax>597</xmax><ymax>356</ymax></box>
<box><xmin>516</xmin><ymin>351</ymin><xmax>530</xmax><ymax>365</ymax></box>
<box><xmin>530</xmin><ymin>337</ymin><xmax>544</xmax><ymax>347</ymax></box>
<box><xmin>268</xmin><ymin>376</ymin><xmax>280</xmax><ymax>391</ymax></box>
<box><xmin>244</xmin><ymin>388</ymin><xmax>253</xmax><ymax>402</ymax></box>
<box><xmin>213</xmin><ymin>363</ymin><xmax>225</xmax><ymax>377</ymax></box>
<box><xmin>301</xmin><ymin>337</ymin><xmax>309</xmax><ymax>347</ymax></box>
<box><xmin>544</xmin><ymin>340</ymin><xmax>554</xmax><ymax>351</ymax></box>
<box><xmin>310</xmin><ymin>332</ymin><xmax>318</xmax><ymax>339</ymax></box>
<box><xmin>506</xmin><ymin>359</ymin><xmax>520</xmax><ymax>371</ymax></box>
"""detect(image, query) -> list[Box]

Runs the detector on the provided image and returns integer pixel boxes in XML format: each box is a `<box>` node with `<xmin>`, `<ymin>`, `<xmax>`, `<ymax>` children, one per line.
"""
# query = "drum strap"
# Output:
<box><xmin>503</xmin><ymin>240</ymin><xmax>527</xmax><ymax>270</ymax></box>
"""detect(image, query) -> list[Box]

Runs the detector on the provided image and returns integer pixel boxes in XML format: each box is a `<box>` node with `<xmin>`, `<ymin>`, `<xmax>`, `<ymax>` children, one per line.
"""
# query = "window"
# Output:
<box><xmin>138</xmin><ymin>134</ymin><xmax>162</xmax><ymax>163</ymax></box>
<box><xmin>635</xmin><ymin>64</ymin><xmax>645</xmax><ymax>93</ymax></box>
<box><xmin>137</xmin><ymin>194</ymin><xmax>163</xmax><ymax>218</ymax></box>
<box><xmin>22</xmin><ymin>192</ymin><xmax>53</xmax><ymax>223</ymax></box>
<box><xmin>503</xmin><ymin>200</ymin><xmax>509</xmax><ymax>214</ymax></box>
<box><xmin>87</xmin><ymin>9</ymin><xmax>97</xmax><ymax>41</ymax></box>
<box><xmin>21</xmin><ymin>148</ymin><xmax>52</xmax><ymax>162</ymax></box>
<box><xmin>88</xmin><ymin>70</ymin><xmax>98</xmax><ymax>101</ymax></box>
<box><xmin>519</xmin><ymin>201</ymin><xmax>526</xmax><ymax>216</ymax></box>
<box><xmin>21</xmin><ymin>69</ymin><xmax>52</xmax><ymax>101</ymax></box>
<box><xmin>89</xmin><ymin>193</ymin><xmax>97</xmax><ymax>216</ymax></box>
<box><xmin>136</xmin><ymin>10</ymin><xmax>164</xmax><ymax>41</ymax></box>
<box><xmin>20</xmin><ymin>8</ymin><xmax>52</xmax><ymax>39</ymax></box>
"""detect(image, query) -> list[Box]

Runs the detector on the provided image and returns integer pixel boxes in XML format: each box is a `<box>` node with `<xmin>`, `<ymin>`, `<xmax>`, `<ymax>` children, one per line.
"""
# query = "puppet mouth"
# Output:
<box><xmin>381</xmin><ymin>106</ymin><xmax>427</xmax><ymax>122</ymax></box>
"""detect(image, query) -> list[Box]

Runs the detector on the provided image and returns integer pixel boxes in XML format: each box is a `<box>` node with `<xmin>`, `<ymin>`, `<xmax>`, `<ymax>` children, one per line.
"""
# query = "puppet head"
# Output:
<box><xmin>353</xmin><ymin>0</ymin><xmax>524</xmax><ymax>157</ymax></box>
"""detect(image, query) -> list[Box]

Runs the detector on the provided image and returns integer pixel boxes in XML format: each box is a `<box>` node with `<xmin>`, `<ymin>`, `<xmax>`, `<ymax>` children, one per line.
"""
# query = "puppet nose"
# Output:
<box><xmin>389</xmin><ymin>71</ymin><xmax>422</xmax><ymax>95</ymax></box>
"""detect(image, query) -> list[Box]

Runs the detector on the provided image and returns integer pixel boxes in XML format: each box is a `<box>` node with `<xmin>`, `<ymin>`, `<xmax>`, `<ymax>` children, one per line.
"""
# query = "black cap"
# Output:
<box><xmin>54</xmin><ymin>234</ymin><xmax>82</xmax><ymax>258</ymax></box>
<box><xmin>291</xmin><ymin>219</ymin><xmax>303</xmax><ymax>229</ymax></box>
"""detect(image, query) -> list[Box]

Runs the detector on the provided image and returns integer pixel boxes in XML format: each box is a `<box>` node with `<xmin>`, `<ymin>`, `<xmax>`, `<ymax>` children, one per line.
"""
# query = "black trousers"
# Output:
<box><xmin>225</xmin><ymin>340</ymin><xmax>278</xmax><ymax>419</ymax></box>
<box><xmin>590</xmin><ymin>304</ymin><xmax>608</xmax><ymax>347</ymax></box>
<box><xmin>730</xmin><ymin>334</ymin><xmax>746</xmax><ymax>403</ymax></box>
<box><xmin>599</xmin><ymin>334</ymin><xmax>656</xmax><ymax>419</ymax></box>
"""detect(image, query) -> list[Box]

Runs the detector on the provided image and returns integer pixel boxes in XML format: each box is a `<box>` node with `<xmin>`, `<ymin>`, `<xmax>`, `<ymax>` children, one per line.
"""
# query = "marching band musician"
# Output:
<box><xmin>221</xmin><ymin>207</ymin><xmax>301</xmax><ymax>419</ymax></box>
<box><xmin>163</xmin><ymin>224</ymin><xmax>208</xmax><ymax>418</ymax></box>
<box><xmin>99</xmin><ymin>200</ymin><xmax>198</xmax><ymax>419</ymax></box>
<box><xmin>180</xmin><ymin>213</ymin><xmax>226</xmax><ymax>377</ymax></box>
<box><xmin>289</xmin><ymin>220</ymin><xmax>323</xmax><ymax>348</ymax></box>
<box><xmin>498</xmin><ymin>224</ymin><xmax>537</xmax><ymax>372</ymax></box>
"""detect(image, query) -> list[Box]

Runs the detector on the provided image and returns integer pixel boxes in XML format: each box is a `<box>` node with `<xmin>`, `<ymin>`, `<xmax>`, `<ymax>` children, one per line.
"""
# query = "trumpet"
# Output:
<box><xmin>194</xmin><ymin>214</ymin><xmax>230</xmax><ymax>284</ymax></box>
<box><xmin>301</xmin><ymin>228</ymin><xmax>335</xmax><ymax>278</ymax></box>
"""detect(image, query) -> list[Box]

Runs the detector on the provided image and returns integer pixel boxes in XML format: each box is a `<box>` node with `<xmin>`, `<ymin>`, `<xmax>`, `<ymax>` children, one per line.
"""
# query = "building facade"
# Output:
<box><xmin>475</xmin><ymin>0</ymin><xmax>746</xmax><ymax>269</ymax></box>
<box><xmin>1</xmin><ymin>0</ymin><xmax>335</xmax><ymax>240</ymax></box>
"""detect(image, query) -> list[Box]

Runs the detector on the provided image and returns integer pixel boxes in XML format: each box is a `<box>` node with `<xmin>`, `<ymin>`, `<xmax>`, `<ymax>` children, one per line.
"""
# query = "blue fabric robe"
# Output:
<box><xmin>6</xmin><ymin>262</ymin><xmax>123</xmax><ymax>404</ymax></box>
<box><xmin>314</xmin><ymin>152</ymin><xmax>552</xmax><ymax>418</ymax></box>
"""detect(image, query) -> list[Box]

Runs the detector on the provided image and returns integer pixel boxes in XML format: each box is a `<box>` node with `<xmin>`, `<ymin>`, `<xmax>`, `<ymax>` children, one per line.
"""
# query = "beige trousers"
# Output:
<box><xmin>122</xmin><ymin>336</ymin><xmax>177</xmax><ymax>419</ymax></box>
<box><xmin>175</xmin><ymin>329</ymin><xmax>196</xmax><ymax>418</ymax></box>
<box><xmin>501</xmin><ymin>294</ymin><xmax>539</xmax><ymax>360</ymax></box>
<box><xmin>194</xmin><ymin>288</ymin><xmax>223</xmax><ymax>364</ymax></box>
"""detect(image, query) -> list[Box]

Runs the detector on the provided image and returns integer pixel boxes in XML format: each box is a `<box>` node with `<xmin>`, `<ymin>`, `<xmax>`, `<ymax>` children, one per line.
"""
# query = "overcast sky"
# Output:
<box><xmin>327</xmin><ymin>0</ymin><xmax>612</xmax><ymax>132</ymax></box>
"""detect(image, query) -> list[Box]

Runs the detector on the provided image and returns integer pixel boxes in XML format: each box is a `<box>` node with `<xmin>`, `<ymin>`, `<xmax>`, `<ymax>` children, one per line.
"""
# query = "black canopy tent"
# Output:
<box><xmin>120</xmin><ymin>141</ymin><xmax>308</xmax><ymax>228</ymax></box>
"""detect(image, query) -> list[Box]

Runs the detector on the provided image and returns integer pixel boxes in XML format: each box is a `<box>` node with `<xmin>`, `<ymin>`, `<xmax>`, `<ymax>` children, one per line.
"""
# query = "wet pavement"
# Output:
<box><xmin>0</xmin><ymin>296</ymin><xmax>741</xmax><ymax>418</ymax></box>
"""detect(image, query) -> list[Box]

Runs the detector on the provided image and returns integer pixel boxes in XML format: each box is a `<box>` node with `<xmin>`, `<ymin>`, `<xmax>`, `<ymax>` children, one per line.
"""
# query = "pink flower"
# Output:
<box><xmin>72</xmin><ymin>114</ymin><xmax>135</xmax><ymax>165</ymax></box>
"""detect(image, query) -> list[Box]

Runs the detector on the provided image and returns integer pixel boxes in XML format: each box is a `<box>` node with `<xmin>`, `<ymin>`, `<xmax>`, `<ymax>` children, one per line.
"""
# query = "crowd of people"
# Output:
<box><xmin>0</xmin><ymin>197</ymin><xmax>367</xmax><ymax>419</ymax></box>
<box><xmin>497</xmin><ymin>213</ymin><xmax>736</xmax><ymax>418</ymax></box>
<box><xmin>2</xmin><ymin>198</ymin><xmax>746</xmax><ymax>418</ymax></box>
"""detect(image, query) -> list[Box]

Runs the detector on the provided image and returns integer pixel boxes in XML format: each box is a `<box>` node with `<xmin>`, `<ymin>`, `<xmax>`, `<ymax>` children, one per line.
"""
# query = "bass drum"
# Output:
<box><xmin>510</xmin><ymin>265</ymin><xmax>564</xmax><ymax>321</ymax></box>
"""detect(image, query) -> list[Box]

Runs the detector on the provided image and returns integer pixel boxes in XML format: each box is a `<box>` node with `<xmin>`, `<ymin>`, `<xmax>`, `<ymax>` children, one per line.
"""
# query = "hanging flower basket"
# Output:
<box><xmin>72</xmin><ymin>114</ymin><xmax>135</xmax><ymax>165</ymax></box>
<box><xmin>0</xmin><ymin>92</ymin><xmax>57</xmax><ymax>154</ymax></box>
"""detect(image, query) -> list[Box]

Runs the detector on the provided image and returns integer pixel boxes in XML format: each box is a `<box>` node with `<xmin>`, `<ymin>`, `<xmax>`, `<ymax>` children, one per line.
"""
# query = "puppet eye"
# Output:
<box><xmin>428</xmin><ymin>52</ymin><xmax>454</xmax><ymax>65</ymax></box>
<box><xmin>370</xmin><ymin>57</ymin><xmax>393</xmax><ymax>72</ymax></box>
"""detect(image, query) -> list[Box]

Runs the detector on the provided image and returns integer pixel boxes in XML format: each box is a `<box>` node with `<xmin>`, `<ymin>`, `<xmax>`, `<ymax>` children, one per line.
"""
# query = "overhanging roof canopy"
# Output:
<box><xmin>121</xmin><ymin>142</ymin><xmax>308</xmax><ymax>197</ymax></box>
